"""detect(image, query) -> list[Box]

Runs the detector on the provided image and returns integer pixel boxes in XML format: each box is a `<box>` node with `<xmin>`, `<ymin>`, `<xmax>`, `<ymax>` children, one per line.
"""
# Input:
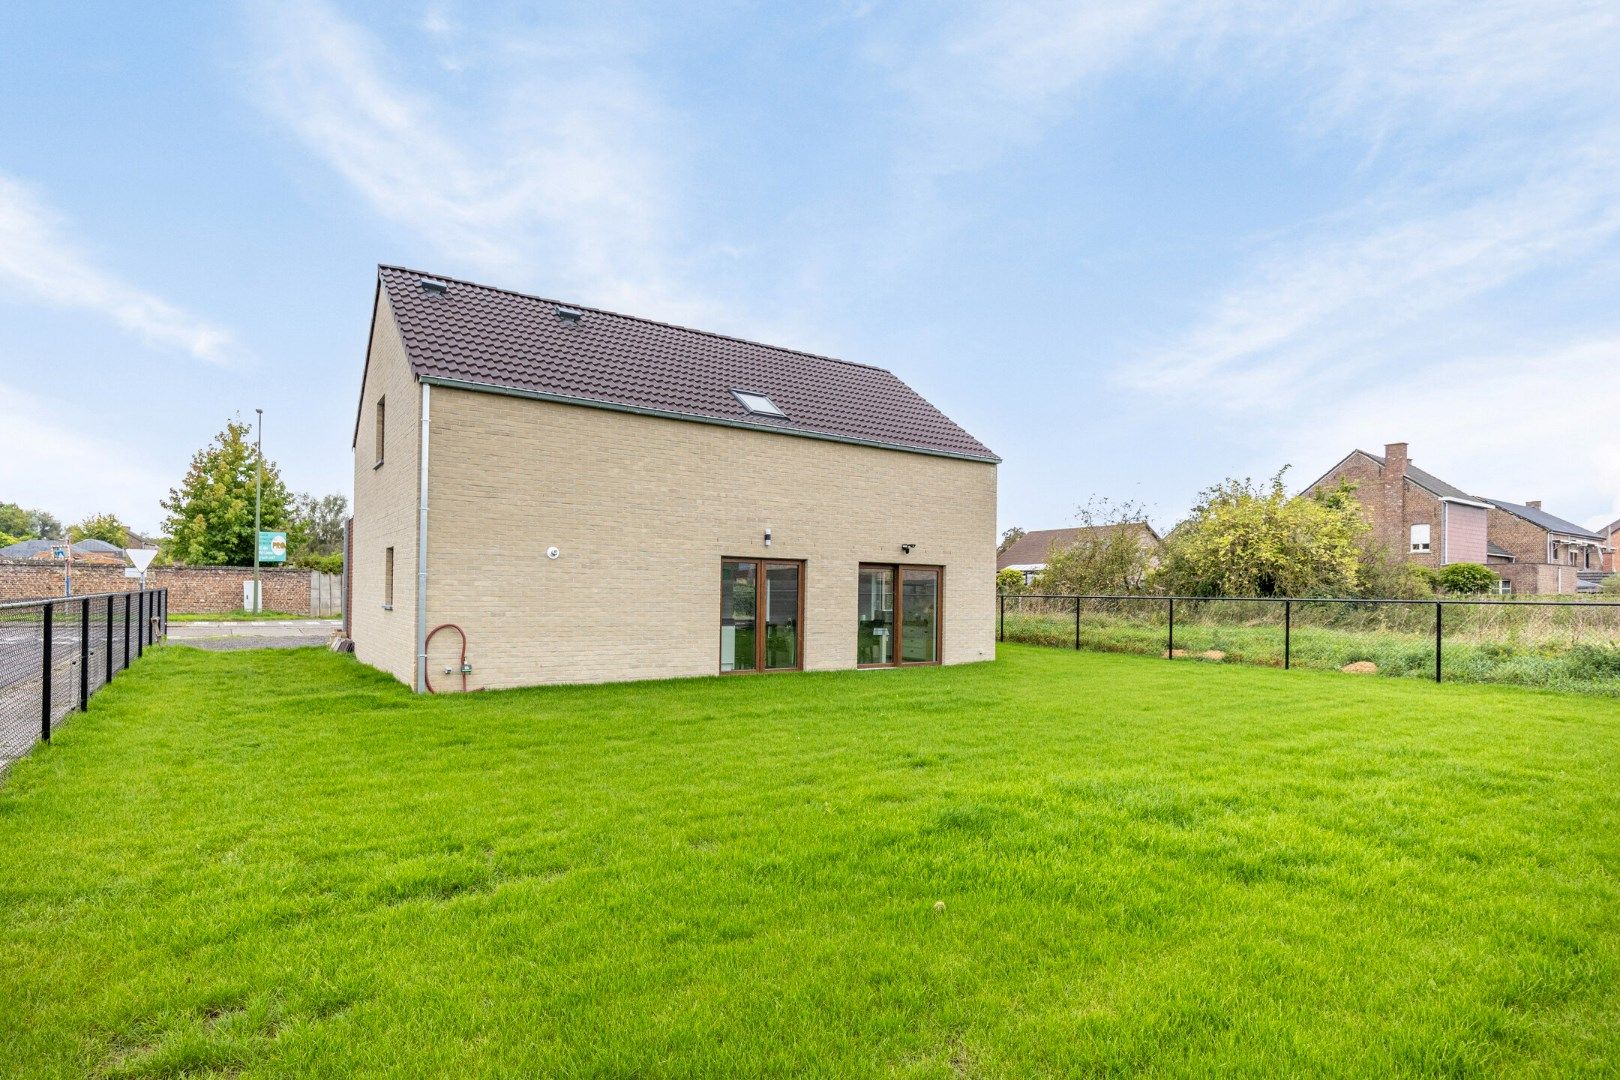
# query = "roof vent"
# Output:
<box><xmin>419</xmin><ymin>278</ymin><xmax>450</xmax><ymax>295</ymax></box>
<box><xmin>555</xmin><ymin>305</ymin><xmax>584</xmax><ymax>324</ymax></box>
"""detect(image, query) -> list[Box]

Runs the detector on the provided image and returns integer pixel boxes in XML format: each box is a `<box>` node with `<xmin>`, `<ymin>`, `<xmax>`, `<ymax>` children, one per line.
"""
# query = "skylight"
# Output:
<box><xmin>731</xmin><ymin>389</ymin><xmax>787</xmax><ymax>418</ymax></box>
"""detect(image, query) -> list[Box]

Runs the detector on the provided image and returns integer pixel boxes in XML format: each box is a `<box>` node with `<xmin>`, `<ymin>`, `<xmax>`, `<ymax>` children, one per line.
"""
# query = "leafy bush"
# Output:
<box><xmin>1436</xmin><ymin>562</ymin><xmax>1498</xmax><ymax>595</ymax></box>
<box><xmin>1601</xmin><ymin>575</ymin><xmax>1620</xmax><ymax>597</ymax></box>
<box><xmin>294</xmin><ymin>552</ymin><xmax>345</xmax><ymax>574</ymax></box>
<box><xmin>996</xmin><ymin>568</ymin><xmax>1027</xmax><ymax>594</ymax></box>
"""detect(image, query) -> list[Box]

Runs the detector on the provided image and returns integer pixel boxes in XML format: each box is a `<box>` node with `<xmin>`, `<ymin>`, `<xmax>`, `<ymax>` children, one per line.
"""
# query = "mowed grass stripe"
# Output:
<box><xmin>1</xmin><ymin>645</ymin><xmax>1617</xmax><ymax>1078</ymax></box>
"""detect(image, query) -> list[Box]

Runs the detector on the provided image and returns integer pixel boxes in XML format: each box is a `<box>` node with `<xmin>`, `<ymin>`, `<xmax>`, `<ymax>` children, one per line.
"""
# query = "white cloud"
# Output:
<box><xmin>244</xmin><ymin>0</ymin><xmax>714</xmax><ymax>322</ymax></box>
<box><xmin>874</xmin><ymin>1</ymin><xmax>1620</xmax><ymax>522</ymax></box>
<box><xmin>1277</xmin><ymin>337</ymin><xmax>1620</xmax><ymax>530</ymax></box>
<box><xmin>0</xmin><ymin>382</ymin><xmax>171</xmax><ymax>533</ymax></box>
<box><xmin>0</xmin><ymin>173</ymin><xmax>236</xmax><ymax>364</ymax></box>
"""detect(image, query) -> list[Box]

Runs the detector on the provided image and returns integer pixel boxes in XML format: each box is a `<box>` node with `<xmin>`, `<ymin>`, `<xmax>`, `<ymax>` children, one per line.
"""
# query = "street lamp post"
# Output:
<box><xmin>253</xmin><ymin>408</ymin><xmax>263</xmax><ymax>613</ymax></box>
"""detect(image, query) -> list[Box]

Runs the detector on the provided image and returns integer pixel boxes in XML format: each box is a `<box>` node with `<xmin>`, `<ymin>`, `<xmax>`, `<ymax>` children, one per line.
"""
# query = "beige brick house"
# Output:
<box><xmin>350</xmin><ymin>266</ymin><xmax>998</xmax><ymax>691</ymax></box>
<box><xmin>1305</xmin><ymin>442</ymin><xmax>1612</xmax><ymax>595</ymax></box>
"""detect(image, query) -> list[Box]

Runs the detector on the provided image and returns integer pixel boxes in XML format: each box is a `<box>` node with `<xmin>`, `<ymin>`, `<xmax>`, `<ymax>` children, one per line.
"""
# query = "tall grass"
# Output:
<box><xmin>1000</xmin><ymin>595</ymin><xmax>1620</xmax><ymax>696</ymax></box>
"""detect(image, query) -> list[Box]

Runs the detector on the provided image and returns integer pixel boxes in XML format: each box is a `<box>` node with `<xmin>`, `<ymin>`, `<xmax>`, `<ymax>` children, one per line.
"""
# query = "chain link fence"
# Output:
<box><xmin>999</xmin><ymin>593</ymin><xmax>1620</xmax><ymax>695</ymax></box>
<box><xmin>0</xmin><ymin>588</ymin><xmax>167</xmax><ymax>770</ymax></box>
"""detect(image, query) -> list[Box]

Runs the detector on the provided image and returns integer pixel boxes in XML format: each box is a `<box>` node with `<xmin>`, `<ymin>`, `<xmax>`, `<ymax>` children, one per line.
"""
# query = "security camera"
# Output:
<box><xmin>900</xmin><ymin>543</ymin><xmax>916</xmax><ymax>554</ymax></box>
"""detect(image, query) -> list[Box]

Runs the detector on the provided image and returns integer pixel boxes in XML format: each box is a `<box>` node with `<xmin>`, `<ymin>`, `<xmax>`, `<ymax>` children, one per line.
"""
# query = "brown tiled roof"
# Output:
<box><xmin>997</xmin><ymin>523</ymin><xmax>1160</xmax><ymax>570</ymax></box>
<box><xmin>374</xmin><ymin>266</ymin><xmax>997</xmax><ymax>462</ymax></box>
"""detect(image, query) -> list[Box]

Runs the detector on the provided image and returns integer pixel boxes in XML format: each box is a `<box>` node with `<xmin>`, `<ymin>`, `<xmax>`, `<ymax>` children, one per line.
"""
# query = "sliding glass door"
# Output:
<box><xmin>721</xmin><ymin>559</ymin><xmax>803</xmax><ymax>673</ymax></box>
<box><xmin>859</xmin><ymin>564</ymin><xmax>941</xmax><ymax>666</ymax></box>
<box><xmin>858</xmin><ymin>566</ymin><xmax>895</xmax><ymax>665</ymax></box>
<box><xmin>900</xmin><ymin>569</ymin><xmax>939</xmax><ymax>663</ymax></box>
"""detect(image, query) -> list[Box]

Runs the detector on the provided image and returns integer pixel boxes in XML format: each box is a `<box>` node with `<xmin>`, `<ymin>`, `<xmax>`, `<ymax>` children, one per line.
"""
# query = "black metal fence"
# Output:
<box><xmin>0</xmin><ymin>588</ymin><xmax>168</xmax><ymax>769</ymax></box>
<box><xmin>998</xmin><ymin>593</ymin><xmax>1620</xmax><ymax>694</ymax></box>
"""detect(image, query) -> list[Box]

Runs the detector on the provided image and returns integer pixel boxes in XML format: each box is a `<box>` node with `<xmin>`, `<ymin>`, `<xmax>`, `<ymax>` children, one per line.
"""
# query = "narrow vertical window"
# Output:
<box><xmin>375</xmin><ymin>397</ymin><xmax>386</xmax><ymax>467</ymax></box>
<box><xmin>384</xmin><ymin>546</ymin><xmax>395</xmax><ymax>609</ymax></box>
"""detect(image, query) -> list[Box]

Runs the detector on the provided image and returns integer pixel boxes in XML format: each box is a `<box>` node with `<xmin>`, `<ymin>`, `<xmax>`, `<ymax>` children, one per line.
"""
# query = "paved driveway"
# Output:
<box><xmin>167</xmin><ymin>619</ymin><xmax>340</xmax><ymax>651</ymax></box>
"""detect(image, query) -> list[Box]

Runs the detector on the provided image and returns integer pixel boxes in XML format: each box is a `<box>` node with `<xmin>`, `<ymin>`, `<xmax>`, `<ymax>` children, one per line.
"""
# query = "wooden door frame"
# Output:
<box><xmin>857</xmin><ymin>562</ymin><xmax>943</xmax><ymax>668</ymax></box>
<box><xmin>719</xmin><ymin>557</ymin><xmax>806</xmax><ymax>674</ymax></box>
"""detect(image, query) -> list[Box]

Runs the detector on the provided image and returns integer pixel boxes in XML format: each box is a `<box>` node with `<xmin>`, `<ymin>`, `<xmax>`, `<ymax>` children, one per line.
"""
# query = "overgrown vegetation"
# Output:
<box><xmin>1001</xmin><ymin>596</ymin><xmax>1620</xmax><ymax>695</ymax></box>
<box><xmin>1436</xmin><ymin>561</ymin><xmax>1499</xmax><ymax>595</ymax></box>
<box><xmin>1030</xmin><ymin>499</ymin><xmax>1157</xmax><ymax>595</ymax></box>
<box><xmin>2</xmin><ymin>646</ymin><xmax>1618</xmax><ymax>1075</ymax></box>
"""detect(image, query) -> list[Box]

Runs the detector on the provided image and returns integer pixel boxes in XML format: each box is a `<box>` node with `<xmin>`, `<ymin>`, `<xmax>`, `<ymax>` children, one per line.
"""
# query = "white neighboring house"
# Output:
<box><xmin>996</xmin><ymin>524</ymin><xmax>1162</xmax><ymax>587</ymax></box>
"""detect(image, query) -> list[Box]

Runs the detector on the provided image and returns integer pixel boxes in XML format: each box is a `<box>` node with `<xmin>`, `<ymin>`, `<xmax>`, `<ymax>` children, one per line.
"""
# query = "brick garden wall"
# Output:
<box><xmin>0</xmin><ymin>562</ymin><xmax>325</xmax><ymax>614</ymax></box>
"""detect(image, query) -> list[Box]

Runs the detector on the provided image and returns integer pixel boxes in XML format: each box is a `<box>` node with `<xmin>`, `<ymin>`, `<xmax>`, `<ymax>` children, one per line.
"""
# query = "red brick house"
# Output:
<box><xmin>1602</xmin><ymin>518</ymin><xmax>1620</xmax><ymax>573</ymax></box>
<box><xmin>996</xmin><ymin>523</ymin><xmax>1161</xmax><ymax>586</ymax></box>
<box><xmin>1304</xmin><ymin>443</ymin><xmax>1612</xmax><ymax>595</ymax></box>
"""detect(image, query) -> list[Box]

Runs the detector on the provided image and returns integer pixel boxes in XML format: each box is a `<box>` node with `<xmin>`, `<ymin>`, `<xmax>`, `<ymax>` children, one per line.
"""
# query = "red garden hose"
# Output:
<box><xmin>424</xmin><ymin>623</ymin><xmax>468</xmax><ymax>693</ymax></box>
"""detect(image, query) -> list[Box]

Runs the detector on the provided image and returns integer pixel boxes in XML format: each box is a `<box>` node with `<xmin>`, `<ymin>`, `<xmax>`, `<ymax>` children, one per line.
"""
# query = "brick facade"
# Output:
<box><xmin>0</xmin><ymin>562</ymin><xmax>326</xmax><ymax>614</ymax></box>
<box><xmin>1306</xmin><ymin>441</ymin><xmax>1611</xmax><ymax>595</ymax></box>
<box><xmin>351</xmin><ymin>291</ymin><xmax>998</xmax><ymax>692</ymax></box>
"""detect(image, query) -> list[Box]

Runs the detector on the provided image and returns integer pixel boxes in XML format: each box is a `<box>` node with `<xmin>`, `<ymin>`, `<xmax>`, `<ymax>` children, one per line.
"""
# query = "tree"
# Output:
<box><xmin>1436</xmin><ymin>562</ymin><xmax>1499</xmax><ymax>595</ymax></box>
<box><xmin>291</xmin><ymin>493</ymin><xmax>348</xmax><ymax>558</ymax></box>
<box><xmin>997</xmin><ymin>527</ymin><xmax>1026</xmax><ymax>555</ymax></box>
<box><xmin>159</xmin><ymin>420</ymin><xmax>304</xmax><ymax>566</ymax></box>
<box><xmin>996</xmin><ymin>567</ymin><xmax>1026</xmax><ymax>594</ymax></box>
<box><xmin>68</xmin><ymin>513</ymin><xmax>131</xmax><ymax>547</ymax></box>
<box><xmin>1153</xmin><ymin>470</ymin><xmax>1367</xmax><ymax>597</ymax></box>
<box><xmin>0</xmin><ymin>502</ymin><xmax>62</xmax><ymax>541</ymax></box>
<box><xmin>1036</xmin><ymin>498</ymin><xmax>1158</xmax><ymax>595</ymax></box>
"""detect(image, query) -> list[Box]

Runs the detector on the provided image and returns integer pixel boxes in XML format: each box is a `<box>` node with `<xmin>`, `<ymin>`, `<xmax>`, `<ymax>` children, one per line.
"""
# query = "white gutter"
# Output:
<box><xmin>415</xmin><ymin>382</ymin><xmax>431</xmax><ymax>694</ymax></box>
<box><xmin>1439</xmin><ymin>495</ymin><xmax>1494</xmax><ymax>510</ymax></box>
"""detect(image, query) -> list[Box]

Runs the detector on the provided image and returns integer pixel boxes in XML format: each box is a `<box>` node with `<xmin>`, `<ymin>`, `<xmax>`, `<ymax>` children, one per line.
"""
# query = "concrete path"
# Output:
<box><xmin>167</xmin><ymin>619</ymin><xmax>340</xmax><ymax>651</ymax></box>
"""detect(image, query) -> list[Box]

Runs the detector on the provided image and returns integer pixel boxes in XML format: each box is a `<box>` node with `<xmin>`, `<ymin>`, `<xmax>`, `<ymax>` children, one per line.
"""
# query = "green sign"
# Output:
<box><xmin>258</xmin><ymin>530</ymin><xmax>288</xmax><ymax>563</ymax></box>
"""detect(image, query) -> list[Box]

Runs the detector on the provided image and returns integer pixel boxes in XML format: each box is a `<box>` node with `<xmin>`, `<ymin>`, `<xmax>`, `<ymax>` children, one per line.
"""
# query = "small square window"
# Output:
<box><xmin>731</xmin><ymin>389</ymin><xmax>787</xmax><ymax>418</ymax></box>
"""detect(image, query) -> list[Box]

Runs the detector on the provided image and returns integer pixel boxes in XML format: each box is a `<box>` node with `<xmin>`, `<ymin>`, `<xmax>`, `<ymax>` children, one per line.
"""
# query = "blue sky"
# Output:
<box><xmin>2</xmin><ymin>1</ymin><xmax>1617</xmax><ymax>537</ymax></box>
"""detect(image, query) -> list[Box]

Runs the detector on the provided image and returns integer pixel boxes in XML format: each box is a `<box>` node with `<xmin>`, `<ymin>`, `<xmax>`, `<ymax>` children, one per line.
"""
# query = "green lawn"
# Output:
<box><xmin>2</xmin><ymin>645</ymin><xmax>1618</xmax><ymax>1078</ymax></box>
<box><xmin>166</xmin><ymin>610</ymin><xmax>328</xmax><ymax>623</ymax></box>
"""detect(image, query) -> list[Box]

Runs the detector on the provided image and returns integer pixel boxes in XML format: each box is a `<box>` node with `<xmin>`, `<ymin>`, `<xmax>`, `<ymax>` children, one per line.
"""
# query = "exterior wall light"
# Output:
<box><xmin>764</xmin><ymin>527</ymin><xmax>773</xmax><ymax>548</ymax></box>
<box><xmin>901</xmin><ymin>543</ymin><xmax>916</xmax><ymax>554</ymax></box>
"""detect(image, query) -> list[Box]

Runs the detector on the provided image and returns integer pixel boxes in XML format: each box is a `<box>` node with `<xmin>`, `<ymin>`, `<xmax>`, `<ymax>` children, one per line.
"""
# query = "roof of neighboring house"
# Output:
<box><xmin>1603</xmin><ymin>518</ymin><xmax>1620</xmax><ymax>538</ymax></box>
<box><xmin>996</xmin><ymin>523</ymin><xmax>1160</xmax><ymax>571</ymax></box>
<box><xmin>0</xmin><ymin>538</ymin><xmax>125</xmax><ymax>559</ymax></box>
<box><xmin>1357</xmin><ymin>451</ymin><xmax>1480</xmax><ymax>502</ymax></box>
<box><xmin>370</xmin><ymin>266</ymin><xmax>997</xmax><ymax>463</ymax></box>
<box><xmin>1485</xmin><ymin>542</ymin><xmax>1516</xmax><ymax>561</ymax></box>
<box><xmin>1484</xmin><ymin>499</ymin><xmax>1605</xmax><ymax>540</ymax></box>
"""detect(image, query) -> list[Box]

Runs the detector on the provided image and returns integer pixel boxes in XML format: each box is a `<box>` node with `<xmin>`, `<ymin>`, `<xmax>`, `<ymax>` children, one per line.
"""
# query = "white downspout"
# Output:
<box><xmin>415</xmin><ymin>382</ymin><xmax>431</xmax><ymax>693</ymax></box>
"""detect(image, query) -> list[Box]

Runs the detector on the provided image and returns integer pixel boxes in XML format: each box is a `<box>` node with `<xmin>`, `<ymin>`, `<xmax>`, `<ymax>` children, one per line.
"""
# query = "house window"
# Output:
<box><xmin>858</xmin><ymin>564</ymin><xmax>941</xmax><ymax>667</ymax></box>
<box><xmin>375</xmin><ymin>397</ymin><xmax>386</xmax><ymax>467</ymax></box>
<box><xmin>383</xmin><ymin>546</ymin><xmax>394</xmax><ymax>609</ymax></box>
<box><xmin>731</xmin><ymin>389</ymin><xmax>787</xmax><ymax>418</ymax></box>
<box><xmin>1497</xmin><ymin>579</ymin><xmax>1512</xmax><ymax>596</ymax></box>
<box><xmin>720</xmin><ymin>559</ymin><xmax>802</xmax><ymax>672</ymax></box>
<box><xmin>1410</xmin><ymin>524</ymin><xmax>1431</xmax><ymax>552</ymax></box>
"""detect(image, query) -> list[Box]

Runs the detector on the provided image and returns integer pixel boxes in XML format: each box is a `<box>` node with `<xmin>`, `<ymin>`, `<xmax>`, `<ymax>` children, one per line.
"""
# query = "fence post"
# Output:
<box><xmin>41</xmin><ymin>602</ymin><xmax>53</xmax><ymax>743</ymax></box>
<box><xmin>136</xmin><ymin>592</ymin><xmax>144</xmax><ymax>659</ymax></box>
<box><xmin>79</xmin><ymin>597</ymin><xmax>90</xmax><ymax>711</ymax></box>
<box><xmin>161</xmin><ymin>589</ymin><xmax>168</xmax><ymax>639</ymax></box>
<box><xmin>106</xmin><ymin>594</ymin><xmax>114</xmax><ymax>684</ymax></box>
<box><xmin>123</xmin><ymin>593</ymin><xmax>131</xmax><ymax>670</ymax></box>
<box><xmin>1074</xmin><ymin>598</ymin><xmax>1081</xmax><ymax>651</ymax></box>
<box><xmin>998</xmin><ymin>592</ymin><xmax>1005</xmax><ymax>643</ymax></box>
<box><xmin>1284</xmin><ymin>599</ymin><xmax>1292</xmax><ymax>670</ymax></box>
<box><xmin>1434</xmin><ymin>601</ymin><xmax>1443</xmax><ymax>684</ymax></box>
<box><xmin>1167</xmin><ymin>598</ymin><xmax>1175</xmax><ymax>659</ymax></box>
